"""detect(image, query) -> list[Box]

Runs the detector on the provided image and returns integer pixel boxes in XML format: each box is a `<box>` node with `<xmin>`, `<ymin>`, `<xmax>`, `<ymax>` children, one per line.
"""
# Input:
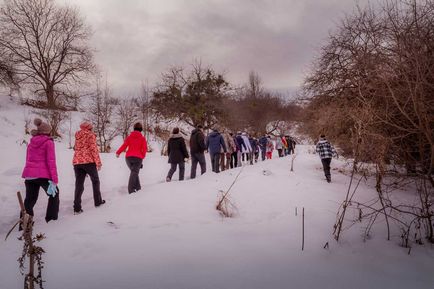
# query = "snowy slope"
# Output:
<box><xmin>0</xmin><ymin>98</ymin><xmax>433</xmax><ymax>289</ymax></box>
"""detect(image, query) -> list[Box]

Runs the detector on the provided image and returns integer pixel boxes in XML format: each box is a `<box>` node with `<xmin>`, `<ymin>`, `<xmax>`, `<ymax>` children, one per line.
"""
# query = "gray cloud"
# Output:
<box><xmin>63</xmin><ymin>0</ymin><xmax>364</xmax><ymax>95</ymax></box>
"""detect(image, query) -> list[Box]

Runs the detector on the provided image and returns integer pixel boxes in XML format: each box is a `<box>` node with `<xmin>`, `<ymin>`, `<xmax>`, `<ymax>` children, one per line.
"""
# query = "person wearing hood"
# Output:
<box><xmin>166</xmin><ymin>127</ymin><xmax>189</xmax><ymax>181</ymax></box>
<box><xmin>206</xmin><ymin>127</ymin><xmax>227</xmax><ymax>173</ymax></box>
<box><xmin>21</xmin><ymin>118</ymin><xmax>59</xmax><ymax>223</ymax></box>
<box><xmin>116</xmin><ymin>122</ymin><xmax>148</xmax><ymax>193</ymax></box>
<box><xmin>72</xmin><ymin>121</ymin><xmax>105</xmax><ymax>214</ymax></box>
<box><xmin>316</xmin><ymin>134</ymin><xmax>338</xmax><ymax>183</ymax></box>
<box><xmin>241</xmin><ymin>132</ymin><xmax>252</xmax><ymax>164</ymax></box>
<box><xmin>190</xmin><ymin>125</ymin><xmax>207</xmax><ymax>179</ymax></box>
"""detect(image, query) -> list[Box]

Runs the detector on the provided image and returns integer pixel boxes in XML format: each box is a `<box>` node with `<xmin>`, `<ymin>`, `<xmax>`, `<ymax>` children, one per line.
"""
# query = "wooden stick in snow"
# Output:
<box><xmin>302</xmin><ymin>207</ymin><xmax>305</xmax><ymax>251</ymax></box>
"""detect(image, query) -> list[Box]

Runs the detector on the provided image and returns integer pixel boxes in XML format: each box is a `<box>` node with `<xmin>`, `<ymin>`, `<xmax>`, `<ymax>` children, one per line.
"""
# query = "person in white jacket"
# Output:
<box><xmin>241</xmin><ymin>132</ymin><xmax>252</xmax><ymax>165</ymax></box>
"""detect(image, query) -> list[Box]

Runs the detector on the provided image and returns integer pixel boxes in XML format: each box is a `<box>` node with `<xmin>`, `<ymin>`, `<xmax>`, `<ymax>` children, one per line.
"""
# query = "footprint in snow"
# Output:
<box><xmin>262</xmin><ymin>170</ymin><xmax>272</xmax><ymax>176</ymax></box>
<box><xmin>107</xmin><ymin>221</ymin><xmax>119</xmax><ymax>229</ymax></box>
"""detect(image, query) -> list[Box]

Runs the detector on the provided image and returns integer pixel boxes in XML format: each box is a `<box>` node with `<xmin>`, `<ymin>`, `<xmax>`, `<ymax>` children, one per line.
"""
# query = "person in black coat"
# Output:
<box><xmin>189</xmin><ymin>125</ymin><xmax>207</xmax><ymax>179</ymax></box>
<box><xmin>166</xmin><ymin>127</ymin><xmax>189</xmax><ymax>181</ymax></box>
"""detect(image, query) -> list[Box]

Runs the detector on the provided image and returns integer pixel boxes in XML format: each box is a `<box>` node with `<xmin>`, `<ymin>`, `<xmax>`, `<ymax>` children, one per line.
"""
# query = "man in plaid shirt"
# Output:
<box><xmin>316</xmin><ymin>135</ymin><xmax>338</xmax><ymax>183</ymax></box>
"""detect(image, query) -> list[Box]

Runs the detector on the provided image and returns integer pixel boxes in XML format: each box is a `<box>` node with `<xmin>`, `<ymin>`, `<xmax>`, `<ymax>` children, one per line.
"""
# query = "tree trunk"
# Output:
<box><xmin>46</xmin><ymin>85</ymin><xmax>56</xmax><ymax>109</ymax></box>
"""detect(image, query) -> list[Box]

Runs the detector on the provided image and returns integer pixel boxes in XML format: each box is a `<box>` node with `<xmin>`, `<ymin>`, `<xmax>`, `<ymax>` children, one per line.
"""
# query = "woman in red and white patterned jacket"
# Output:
<box><xmin>72</xmin><ymin>121</ymin><xmax>105</xmax><ymax>214</ymax></box>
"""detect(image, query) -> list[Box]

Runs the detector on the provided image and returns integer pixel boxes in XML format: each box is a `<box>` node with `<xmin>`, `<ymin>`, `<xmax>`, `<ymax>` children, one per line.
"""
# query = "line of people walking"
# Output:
<box><xmin>166</xmin><ymin>125</ymin><xmax>298</xmax><ymax>180</ymax></box>
<box><xmin>20</xmin><ymin>119</ymin><xmax>337</xmax><ymax>226</ymax></box>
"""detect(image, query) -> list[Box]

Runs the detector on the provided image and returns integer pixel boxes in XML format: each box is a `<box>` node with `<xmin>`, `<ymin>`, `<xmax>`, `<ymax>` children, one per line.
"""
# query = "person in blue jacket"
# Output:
<box><xmin>206</xmin><ymin>127</ymin><xmax>227</xmax><ymax>173</ymax></box>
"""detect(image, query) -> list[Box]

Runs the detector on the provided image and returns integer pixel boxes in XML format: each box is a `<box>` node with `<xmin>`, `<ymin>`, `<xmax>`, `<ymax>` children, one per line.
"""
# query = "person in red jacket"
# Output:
<box><xmin>116</xmin><ymin>122</ymin><xmax>148</xmax><ymax>194</ymax></box>
<box><xmin>72</xmin><ymin>121</ymin><xmax>105</xmax><ymax>214</ymax></box>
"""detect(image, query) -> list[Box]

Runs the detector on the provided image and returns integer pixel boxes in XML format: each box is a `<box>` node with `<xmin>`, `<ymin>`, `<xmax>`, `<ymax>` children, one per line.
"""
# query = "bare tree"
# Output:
<box><xmin>0</xmin><ymin>0</ymin><xmax>94</xmax><ymax>108</ymax></box>
<box><xmin>223</xmin><ymin>72</ymin><xmax>300</xmax><ymax>135</ymax></box>
<box><xmin>135</xmin><ymin>82</ymin><xmax>152</xmax><ymax>139</ymax></box>
<box><xmin>87</xmin><ymin>79</ymin><xmax>118</xmax><ymax>153</ymax></box>
<box><xmin>117</xmin><ymin>97</ymin><xmax>138</xmax><ymax>140</ymax></box>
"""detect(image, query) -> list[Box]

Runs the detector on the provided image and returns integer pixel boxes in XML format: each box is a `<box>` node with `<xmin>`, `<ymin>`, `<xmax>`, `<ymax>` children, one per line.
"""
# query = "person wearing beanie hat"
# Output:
<box><xmin>21</xmin><ymin>118</ymin><xmax>59</xmax><ymax>223</ymax></box>
<box><xmin>72</xmin><ymin>121</ymin><xmax>105</xmax><ymax>214</ymax></box>
<box><xmin>116</xmin><ymin>122</ymin><xmax>148</xmax><ymax>194</ymax></box>
<box><xmin>31</xmin><ymin>118</ymin><xmax>52</xmax><ymax>136</ymax></box>
<box><xmin>166</xmin><ymin>127</ymin><xmax>189</xmax><ymax>182</ymax></box>
<box><xmin>315</xmin><ymin>134</ymin><xmax>338</xmax><ymax>183</ymax></box>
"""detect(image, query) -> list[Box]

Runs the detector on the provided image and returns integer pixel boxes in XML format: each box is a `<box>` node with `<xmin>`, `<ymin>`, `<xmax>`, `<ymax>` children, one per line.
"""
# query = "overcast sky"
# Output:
<box><xmin>62</xmin><ymin>0</ymin><xmax>363</xmax><ymax>96</ymax></box>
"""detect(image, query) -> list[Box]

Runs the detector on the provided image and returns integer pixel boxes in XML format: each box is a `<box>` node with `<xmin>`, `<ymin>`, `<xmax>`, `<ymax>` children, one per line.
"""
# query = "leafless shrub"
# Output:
<box><xmin>303</xmin><ymin>0</ymin><xmax>434</xmax><ymax>246</ymax></box>
<box><xmin>216</xmin><ymin>190</ymin><xmax>238</xmax><ymax>218</ymax></box>
<box><xmin>216</xmin><ymin>168</ymin><xmax>243</xmax><ymax>218</ymax></box>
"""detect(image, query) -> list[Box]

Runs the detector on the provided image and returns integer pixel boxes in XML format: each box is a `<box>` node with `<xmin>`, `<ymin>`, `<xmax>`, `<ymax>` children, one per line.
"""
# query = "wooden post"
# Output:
<box><xmin>17</xmin><ymin>191</ymin><xmax>35</xmax><ymax>289</ymax></box>
<box><xmin>302</xmin><ymin>207</ymin><xmax>305</xmax><ymax>251</ymax></box>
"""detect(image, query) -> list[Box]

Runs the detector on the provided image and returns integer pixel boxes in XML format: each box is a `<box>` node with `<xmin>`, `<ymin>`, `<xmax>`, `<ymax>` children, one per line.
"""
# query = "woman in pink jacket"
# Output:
<box><xmin>21</xmin><ymin>118</ymin><xmax>59</xmax><ymax>222</ymax></box>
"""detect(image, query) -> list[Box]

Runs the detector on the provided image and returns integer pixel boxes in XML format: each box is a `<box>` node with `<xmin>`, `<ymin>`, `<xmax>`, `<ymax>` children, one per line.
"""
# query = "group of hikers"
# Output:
<box><xmin>20</xmin><ymin>118</ymin><xmax>337</xmax><ymax>225</ymax></box>
<box><xmin>166</xmin><ymin>125</ymin><xmax>297</xmax><ymax>182</ymax></box>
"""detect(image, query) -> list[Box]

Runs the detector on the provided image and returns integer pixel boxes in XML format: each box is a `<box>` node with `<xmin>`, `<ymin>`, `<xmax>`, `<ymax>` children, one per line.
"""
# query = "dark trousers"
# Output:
<box><xmin>126</xmin><ymin>157</ymin><xmax>143</xmax><ymax>193</ymax></box>
<box><xmin>210</xmin><ymin>152</ymin><xmax>221</xmax><ymax>173</ymax></box>
<box><xmin>190</xmin><ymin>153</ymin><xmax>206</xmax><ymax>179</ymax></box>
<box><xmin>190</xmin><ymin>152</ymin><xmax>206</xmax><ymax>179</ymax></box>
<box><xmin>74</xmin><ymin>163</ymin><xmax>103</xmax><ymax>211</ymax></box>
<box><xmin>261</xmin><ymin>149</ymin><xmax>266</xmax><ymax>161</ymax></box>
<box><xmin>321</xmin><ymin>158</ymin><xmax>332</xmax><ymax>182</ymax></box>
<box><xmin>242</xmin><ymin>153</ymin><xmax>250</xmax><ymax>162</ymax></box>
<box><xmin>278</xmin><ymin>149</ymin><xmax>283</xmax><ymax>157</ymax></box>
<box><xmin>24</xmin><ymin>178</ymin><xmax>59</xmax><ymax>222</ymax></box>
<box><xmin>167</xmin><ymin>162</ymin><xmax>185</xmax><ymax>181</ymax></box>
<box><xmin>230</xmin><ymin>152</ymin><xmax>237</xmax><ymax>168</ymax></box>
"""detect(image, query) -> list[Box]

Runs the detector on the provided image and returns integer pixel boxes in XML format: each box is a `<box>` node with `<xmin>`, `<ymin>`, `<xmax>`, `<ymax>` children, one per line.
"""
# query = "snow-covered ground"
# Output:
<box><xmin>0</xmin><ymin>97</ymin><xmax>433</xmax><ymax>289</ymax></box>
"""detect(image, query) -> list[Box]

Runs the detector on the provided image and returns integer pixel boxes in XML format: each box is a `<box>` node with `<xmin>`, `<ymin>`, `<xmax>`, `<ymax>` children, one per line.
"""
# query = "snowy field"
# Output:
<box><xmin>0</xmin><ymin>98</ymin><xmax>433</xmax><ymax>289</ymax></box>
